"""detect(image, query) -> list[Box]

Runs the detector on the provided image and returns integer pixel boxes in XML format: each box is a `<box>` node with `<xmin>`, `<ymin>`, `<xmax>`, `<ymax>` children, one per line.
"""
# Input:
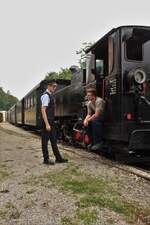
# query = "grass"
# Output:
<box><xmin>0</xmin><ymin>189</ymin><xmax>9</xmax><ymax>193</ymax></box>
<box><xmin>0</xmin><ymin>202</ymin><xmax>22</xmax><ymax>220</ymax></box>
<box><xmin>16</xmin><ymin>146</ymin><xmax>23</xmax><ymax>149</ymax></box>
<box><xmin>44</xmin><ymin>163</ymin><xmax>150</xmax><ymax>224</ymax></box>
<box><xmin>46</xmin><ymin>163</ymin><xmax>107</xmax><ymax>193</ymax></box>
<box><xmin>79</xmin><ymin>194</ymin><xmax>145</xmax><ymax>220</ymax></box>
<box><xmin>76</xmin><ymin>208</ymin><xmax>98</xmax><ymax>225</ymax></box>
<box><xmin>0</xmin><ymin>168</ymin><xmax>10</xmax><ymax>181</ymax></box>
<box><xmin>5</xmin><ymin>202</ymin><xmax>16</xmax><ymax>209</ymax></box>
<box><xmin>21</xmin><ymin>175</ymin><xmax>43</xmax><ymax>185</ymax></box>
<box><xmin>61</xmin><ymin>216</ymin><xmax>74</xmax><ymax>225</ymax></box>
<box><xmin>12</xmin><ymin>162</ymin><xmax>149</xmax><ymax>224</ymax></box>
<box><xmin>26</xmin><ymin>189</ymin><xmax>36</xmax><ymax>194</ymax></box>
<box><xmin>0</xmin><ymin>210</ymin><xmax>8</xmax><ymax>219</ymax></box>
<box><xmin>0</xmin><ymin>163</ymin><xmax>8</xmax><ymax>168</ymax></box>
<box><xmin>24</xmin><ymin>199</ymin><xmax>36</xmax><ymax>209</ymax></box>
<box><xmin>9</xmin><ymin>209</ymin><xmax>21</xmax><ymax>219</ymax></box>
<box><xmin>107</xmin><ymin>218</ymin><xmax>117</xmax><ymax>224</ymax></box>
<box><xmin>61</xmin><ymin>209</ymin><xmax>98</xmax><ymax>225</ymax></box>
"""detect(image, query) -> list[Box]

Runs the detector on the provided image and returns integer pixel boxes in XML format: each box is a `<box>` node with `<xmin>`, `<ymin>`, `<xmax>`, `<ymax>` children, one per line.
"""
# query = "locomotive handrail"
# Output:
<box><xmin>140</xmin><ymin>96</ymin><xmax>150</xmax><ymax>107</ymax></box>
<box><xmin>73</xmin><ymin>118</ymin><xmax>83</xmax><ymax>132</ymax></box>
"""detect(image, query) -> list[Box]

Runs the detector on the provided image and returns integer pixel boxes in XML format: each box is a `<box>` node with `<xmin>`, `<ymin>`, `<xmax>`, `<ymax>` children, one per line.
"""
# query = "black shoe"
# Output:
<box><xmin>43</xmin><ymin>159</ymin><xmax>55</xmax><ymax>165</ymax></box>
<box><xmin>56</xmin><ymin>158</ymin><xmax>68</xmax><ymax>163</ymax></box>
<box><xmin>91</xmin><ymin>142</ymin><xmax>103</xmax><ymax>151</ymax></box>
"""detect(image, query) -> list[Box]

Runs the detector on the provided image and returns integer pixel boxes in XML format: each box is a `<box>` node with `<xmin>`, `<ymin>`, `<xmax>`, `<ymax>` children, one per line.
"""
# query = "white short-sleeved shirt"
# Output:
<box><xmin>41</xmin><ymin>89</ymin><xmax>51</xmax><ymax>107</ymax></box>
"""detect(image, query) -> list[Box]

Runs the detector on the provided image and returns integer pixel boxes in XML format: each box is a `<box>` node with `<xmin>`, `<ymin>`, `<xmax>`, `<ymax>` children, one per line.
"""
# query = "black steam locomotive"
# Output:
<box><xmin>8</xmin><ymin>25</ymin><xmax>150</xmax><ymax>162</ymax></box>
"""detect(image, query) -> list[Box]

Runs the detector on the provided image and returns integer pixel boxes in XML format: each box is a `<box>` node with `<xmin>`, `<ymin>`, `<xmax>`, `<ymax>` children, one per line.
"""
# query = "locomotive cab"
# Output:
<box><xmin>85</xmin><ymin>26</ymin><xmax>150</xmax><ymax>161</ymax></box>
<box><xmin>121</xmin><ymin>27</ymin><xmax>150</xmax><ymax>157</ymax></box>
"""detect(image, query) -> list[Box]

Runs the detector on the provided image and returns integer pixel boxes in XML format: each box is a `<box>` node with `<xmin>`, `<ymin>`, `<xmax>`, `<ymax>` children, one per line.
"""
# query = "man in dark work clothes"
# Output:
<box><xmin>41</xmin><ymin>80</ymin><xmax>68</xmax><ymax>165</ymax></box>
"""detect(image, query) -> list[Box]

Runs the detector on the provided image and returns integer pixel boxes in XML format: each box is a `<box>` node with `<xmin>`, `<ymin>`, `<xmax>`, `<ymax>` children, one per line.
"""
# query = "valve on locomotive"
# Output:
<box><xmin>125</xmin><ymin>68</ymin><xmax>146</xmax><ymax>94</ymax></box>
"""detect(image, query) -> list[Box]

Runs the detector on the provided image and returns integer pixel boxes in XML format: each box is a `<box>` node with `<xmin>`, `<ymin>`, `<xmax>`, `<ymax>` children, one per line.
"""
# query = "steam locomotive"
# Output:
<box><xmin>8</xmin><ymin>25</ymin><xmax>150</xmax><ymax>162</ymax></box>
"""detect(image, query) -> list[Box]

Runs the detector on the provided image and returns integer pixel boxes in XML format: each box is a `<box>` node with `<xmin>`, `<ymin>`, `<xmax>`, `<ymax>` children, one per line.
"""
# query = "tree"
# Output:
<box><xmin>7</xmin><ymin>90</ymin><xmax>11</xmax><ymax>95</ymax></box>
<box><xmin>45</xmin><ymin>72</ymin><xmax>58</xmax><ymax>80</ymax></box>
<box><xmin>45</xmin><ymin>68</ymin><xmax>72</xmax><ymax>80</ymax></box>
<box><xmin>0</xmin><ymin>88</ymin><xmax>18</xmax><ymax>111</ymax></box>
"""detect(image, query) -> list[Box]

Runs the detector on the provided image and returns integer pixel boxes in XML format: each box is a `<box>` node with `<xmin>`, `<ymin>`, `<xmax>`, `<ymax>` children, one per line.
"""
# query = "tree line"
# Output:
<box><xmin>0</xmin><ymin>87</ymin><xmax>18</xmax><ymax>111</ymax></box>
<box><xmin>45</xmin><ymin>67</ymin><xmax>72</xmax><ymax>80</ymax></box>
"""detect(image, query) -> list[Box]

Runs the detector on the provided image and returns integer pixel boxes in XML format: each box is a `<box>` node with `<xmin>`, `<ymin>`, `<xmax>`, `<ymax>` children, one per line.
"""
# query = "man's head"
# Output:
<box><xmin>86</xmin><ymin>88</ymin><xmax>97</xmax><ymax>102</ymax></box>
<box><xmin>46</xmin><ymin>80</ymin><xmax>57</xmax><ymax>93</ymax></box>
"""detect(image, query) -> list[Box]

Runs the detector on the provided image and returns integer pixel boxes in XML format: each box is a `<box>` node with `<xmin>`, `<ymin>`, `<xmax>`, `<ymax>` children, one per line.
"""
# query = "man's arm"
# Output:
<box><xmin>41</xmin><ymin>106</ymin><xmax>51</xmax><ymax>131</ymax></box>
<box><xmin>87</xmin><ymin>109</ymin><xmax>101</xmax><ymax>122</ymax></box>
<box><xmin>83</xmin><ymin>107</ymin><xmax>93</xmax><ymax>126</ymax></box>
<box><xmin>87</xmin><ymin>99</ymin><xmax>105</xmax><ymax>122</ymax></box>
<box><xmin>83</xmin><ymin>114</ymin><xmax>91</xmax><ymax>126</ymax></box>
<box><xmin>41</xmin><ymin>93</ymin><xmax>51</xmax><ymax>131</ymax></box>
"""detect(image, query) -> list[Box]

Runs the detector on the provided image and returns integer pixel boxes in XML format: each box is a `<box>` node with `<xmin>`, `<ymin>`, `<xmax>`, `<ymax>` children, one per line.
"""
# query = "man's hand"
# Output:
<box><xmin>46</xmin><ymin>124</ymin><xmax>51</xmax><ymax>132</ymax></box>
<box><xmin>83</xmin><ymin>119</ymin><xmax>88</xmax><ymax>127</ymax></box>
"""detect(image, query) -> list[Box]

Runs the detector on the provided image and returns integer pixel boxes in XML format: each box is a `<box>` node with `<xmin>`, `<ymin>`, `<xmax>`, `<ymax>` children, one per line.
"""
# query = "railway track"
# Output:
<box><xmin>1</xmin><ymin>123</ymin><xmax>150</xmax><ymax>182</ymax></box>
<box><xmin>58</xmin><ymin>143</ymin><xmax>150</xmax><ymax>182</ymax></box>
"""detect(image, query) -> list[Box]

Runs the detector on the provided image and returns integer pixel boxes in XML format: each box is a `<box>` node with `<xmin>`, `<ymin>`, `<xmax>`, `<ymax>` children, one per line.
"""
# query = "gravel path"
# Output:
<box><xmin>0</xmin><ymin>123</ymin><xmax>150</xmax><ymax>225</ymax></box>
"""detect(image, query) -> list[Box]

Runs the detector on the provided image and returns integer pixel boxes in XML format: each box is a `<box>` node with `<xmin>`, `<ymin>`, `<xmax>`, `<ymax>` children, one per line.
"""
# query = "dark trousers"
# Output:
<box><xmin>85</xmin><ymin>116</ymin><xmax>104</xmax><ymax>145</ymax></box>
<box><xmin>41</xmin><ymin>125</ymin><xmax>62</xmax><ymax>161</ymax></box>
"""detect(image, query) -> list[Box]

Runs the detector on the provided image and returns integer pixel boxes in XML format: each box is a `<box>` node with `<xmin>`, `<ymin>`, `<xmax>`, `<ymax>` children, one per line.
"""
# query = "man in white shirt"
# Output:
<box><xmin>41</xmin><ymin>80</ymin><xmax>68</xmax><ymax>165</ymax></box>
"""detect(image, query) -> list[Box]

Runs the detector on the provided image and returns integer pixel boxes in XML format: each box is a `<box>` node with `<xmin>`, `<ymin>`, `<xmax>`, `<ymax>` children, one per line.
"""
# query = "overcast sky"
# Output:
<box><xmin>0</xmin><ymin>0</ymin><xmax>149</xmax><ymax>99</ymax></box>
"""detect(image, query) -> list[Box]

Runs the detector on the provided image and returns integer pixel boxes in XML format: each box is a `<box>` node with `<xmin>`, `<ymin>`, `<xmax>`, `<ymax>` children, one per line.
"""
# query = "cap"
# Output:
<box><xmin>45</xmin><ymin>79</ymin><xmax>57</xmax><ymax>86</ymax></box>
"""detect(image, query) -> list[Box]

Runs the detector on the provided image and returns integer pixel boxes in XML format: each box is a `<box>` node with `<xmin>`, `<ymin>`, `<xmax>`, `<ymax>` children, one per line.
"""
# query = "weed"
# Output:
<box><xmin>26</xmin><ymin>189</ymin><xmax>36</xmax><ymax>194</ymax></box>
<box><xmin>0</xmin><ymin>169</ymin><xmax>10</xmax><ymax>181</ymax></box>
<box><xmin>61</xmin><ymin>216</ymin><xmax>74</xmax><ymax>225</ymax></box>
<box><xmin>24</xmin><ymin>199</ymin><xmax>36</xmax><ymax>208</ymax></box>
<box><xmin>0</xmin><ymin>210</ymin><xmax>7</xmax><ymax>219</ymax></box>
<box><xmin>0</xmin><ymin>189</ymin><xmax>9</xmax><ymax>193</ymax></box>
<box><xmin>76</xmin><ymin>208</ymin><xmax>98</xmax><ymax>225</ymax></box>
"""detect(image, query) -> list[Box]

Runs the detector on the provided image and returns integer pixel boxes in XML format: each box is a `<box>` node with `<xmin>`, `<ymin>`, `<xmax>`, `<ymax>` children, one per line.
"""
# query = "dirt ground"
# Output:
<box><xmin>0</xmin><ymin>123</ymin><xmax>150</xmax><ymax>225</ymax></box>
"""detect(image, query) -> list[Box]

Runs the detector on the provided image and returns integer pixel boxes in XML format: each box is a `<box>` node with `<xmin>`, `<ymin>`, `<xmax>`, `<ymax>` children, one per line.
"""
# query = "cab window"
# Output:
<box><xmin>126</xmin><ymin>39</ymin><xmax>143</xmax><ymax>61</ymax></box>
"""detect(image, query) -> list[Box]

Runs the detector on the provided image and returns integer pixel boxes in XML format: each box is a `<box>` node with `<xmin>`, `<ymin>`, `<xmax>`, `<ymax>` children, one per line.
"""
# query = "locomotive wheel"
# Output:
<box><xmin>61</xmin><ymin>124</ymin><xmax>73</xmax><ymax>144</ymax></box>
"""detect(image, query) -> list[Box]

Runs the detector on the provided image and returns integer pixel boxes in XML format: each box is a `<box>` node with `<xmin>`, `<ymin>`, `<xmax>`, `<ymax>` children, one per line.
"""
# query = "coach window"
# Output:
<box><xmin>32</xmin><ymin>95</ymin><xmax>34</xmax><ymax>106</ymax></box>
<box><xmin>28</xmin><ymin>97</ymin><xmax>30</xmax><ymax>109</ymax></box>
<box><xmin>30</xmin><ymin>96</ymin><xmax>32</xmax><ymax>107</ymax></box>
<box><xmin>33</xmin><ymin>95</ymin><xmax>35</xmax><ymax>106</ymax></box>
<box><xmin>25</xmin><ymin>99</ymin><xmax>27</xmax><ymax>110</ymax></box>
<box><xmin>27</xmin><ymin>98</ymin><xmax>28</xmax><ymax>109</ymax></box>
<box><xmin>30</xmin><ymin>96</ymin><xmax>32</xmax><ymax>108</ymax></box>
<box><xmin>30</xmin><ymin>96</ymin><xmax>33</xmax><ymax>107</ymax></box>
<box><xmin>26</xmin><ymin>99</ymin><xmax>27</xmax><ymax>109</ymax></box>
<box><xmin>26</xmin><ymin>98</ymin><xmax>28</xmax><ymax>109</ymax></box>
<box><xmin>33</xmin><ymin>95</ymin><xmax>36</xmax><ymax>106</ymax></box>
